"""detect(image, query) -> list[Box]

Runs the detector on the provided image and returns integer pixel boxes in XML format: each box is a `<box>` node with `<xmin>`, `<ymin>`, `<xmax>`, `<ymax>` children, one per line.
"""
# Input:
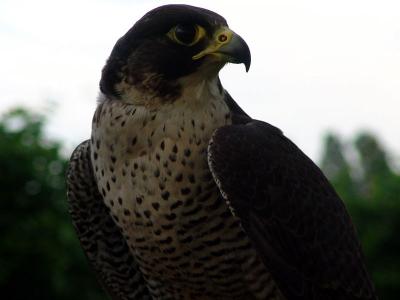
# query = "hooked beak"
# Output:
<box><xmin>192</xmin><ymin>27</ymin><xmax>251</xmax><ymax>72</ymax></box>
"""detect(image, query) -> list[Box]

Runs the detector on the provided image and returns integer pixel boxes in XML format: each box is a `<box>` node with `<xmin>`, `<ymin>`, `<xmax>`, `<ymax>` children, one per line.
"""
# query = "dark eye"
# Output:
<box><xmin>175</xmin><ymin>24</ymin><xmax>197</xmax><ymax>44</ymax></box>
<box><xmin>168</xmin><ymin>24</ymin><xmax>205</xmax><ymax>46</ymax></box>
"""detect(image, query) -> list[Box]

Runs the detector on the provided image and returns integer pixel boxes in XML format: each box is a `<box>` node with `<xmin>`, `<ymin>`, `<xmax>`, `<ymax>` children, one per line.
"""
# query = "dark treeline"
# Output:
<box><xmin>1</xmin><ymin>108</ymin><xmax>398</xmax><ymax>299</ymax></box>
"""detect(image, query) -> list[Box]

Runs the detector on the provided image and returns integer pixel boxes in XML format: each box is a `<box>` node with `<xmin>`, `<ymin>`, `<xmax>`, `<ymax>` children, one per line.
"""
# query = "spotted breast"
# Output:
<box><xmin>90</xmin><ymin>80</ymin><xmax>283</xmax><ymax>300</ymax></box>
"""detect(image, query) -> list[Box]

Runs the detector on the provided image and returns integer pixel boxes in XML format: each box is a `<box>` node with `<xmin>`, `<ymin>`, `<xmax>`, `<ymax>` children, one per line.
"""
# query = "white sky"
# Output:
<box><xmin>1</xmin><ymin>0</ymin><xmax>399</xmax><ymax>162</ymax></box>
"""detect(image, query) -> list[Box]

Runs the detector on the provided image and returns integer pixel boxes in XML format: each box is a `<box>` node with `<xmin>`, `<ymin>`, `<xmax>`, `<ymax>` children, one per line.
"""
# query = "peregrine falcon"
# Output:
<box><xmin>67</xmin><ymin>4</ymin><xmax>377</xmax><ymax>300</ymax></box>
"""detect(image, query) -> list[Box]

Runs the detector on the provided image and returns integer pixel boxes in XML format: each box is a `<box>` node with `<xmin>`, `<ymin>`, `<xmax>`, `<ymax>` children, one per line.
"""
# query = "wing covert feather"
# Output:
<box><xmin>208</xmin><ymin>121</ymin><xmax>377</xmax><ymax>300</ymax></box>
<box><xmin>66</xmin><ymin>140</ymin><xmax>150</xmax><ymax>300</ymax></box>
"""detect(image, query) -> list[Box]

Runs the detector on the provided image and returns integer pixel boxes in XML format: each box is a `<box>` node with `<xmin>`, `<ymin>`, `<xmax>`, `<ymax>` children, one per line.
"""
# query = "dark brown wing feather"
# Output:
<box><xmin>66</xmin><ymin>140</ymin><xmax>150</xmax><ymax>300</ymax></box>
<box><xmin>208</xmin><ymin>106</ymin><xmax>377</xmax><ymax>300</ymax></box>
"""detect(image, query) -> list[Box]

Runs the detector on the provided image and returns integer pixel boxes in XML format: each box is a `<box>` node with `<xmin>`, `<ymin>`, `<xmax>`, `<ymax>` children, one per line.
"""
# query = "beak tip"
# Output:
<box><xmin>243</xmin><ymin>55</ymin><xmax>251</xmax><ymax>72</ymax></box>
<box><xmin>245</xmin><ymin>62</ymin><xmax>250</xmax><ymax>72</ymax></box>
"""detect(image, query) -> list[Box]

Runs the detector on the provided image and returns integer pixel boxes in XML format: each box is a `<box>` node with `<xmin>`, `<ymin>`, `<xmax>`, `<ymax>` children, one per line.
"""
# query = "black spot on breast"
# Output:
<box><xmin>199</xmin><ymin>191</ymin><xmax>212</xmax><ymax>202</ymax></box>
<box><xmin>202</xmin><ymin>172</ymin><xmax>213</xmax><ymax>182</ymax></box>
<box><xmin>188</xmin><ymin>174</ymin><xmax>196</xmax><ymax>184</ymax></box>
<box><xmin>165</xmin><ymin>213</ymin><xmax>177</xmax><ymax>221</ymax></box>
<box><xmin>160</xmin><ymin>236</ymin><xmax>173</xmax><ymax>244</ymax></box>
<box><xmin>160</xmin><ymin>141</ymin><xmax>165</xmax><ymax>150</ymax></box>
<box><xmin>179</xmin><ymin>262</ymin><xmax>190</xmax><ymax>268</ymax></box>
<box><xmin>183</xmin><ymin>216</ymin><xmax>208</xmax><ymax>229</ymax></box>
<box><xmin>152</xmin><ymin>202</ymin><xmax>160</xmax><ymax>210</ymax></box>
<box><xmin>118</xmin><ymin>197</ymin><xmax>123</xmax><ymax>205</ymax></box>
<box><xmin>170</xmin><ymin>200</ymin><xmax>183</xmax><ymax>210</ymax></box>
<box><xmin>177</xmin><ymin>229</ymin><xmax>186</xmax><ymax>236</ymax></box>
<box><xmin>131</xmin><ymin>136</ymin><xmax>137</xmax><ymax>146</ymax></box>
<box><xmin>208</xmin><ymin>221</ymin><xmax>225</xmax><ymax>234</ymax></box>
<box><xmin>169</xmin><ymin>154</ymin><xmax>177</xmax><ymax>162</ymax></box>
<box><xmin>205</xmin><ymin>197</ymin><xmax>222</xmax><ymax>211</ymax></box>
<box><xmin>180</xmin><ymin>236</ymin><xmax>193</xmax><ymax>244</ymax></box>
<box><xmin>184</xmin><ymin>198</ymin><xmax>194</xmax><ymax>207</ymax></box>
<box><xmin>161</xmin><ymin>224</ymin><xmax>174</xmax><ymax>230</ymax></box>
<box><xmin>143</xmin><ymin>210</ymin><xmax>151</xmax><ymax>218</ymax></box>
<box><xmin>124</xmin><ymin>209</ymin><xmax>130</xmax><ymax>216</ymax></box>
<box><xmin>181</xmin><ymin>187</ymin><xmax>191</xmax><ymax>195</ymax></box>
<box><xmin>204</xmin><ymin>237</ymin><xmax>221</xmax><ymax>247</ymax></box>
<box><xmin>210</xmin><ymin>248</ymin><xmax>226</xmax><ymax>257</ymax></box>
<box><xmin>93</xmin><ymin>152</ymin><xmax>98</xmax><ymax>160</ymax></box>
<box><xmin>184</xmin><ymin>149</ymin><xmax>191</xmax><ymax>157</ymax></box>
<box><xmin>135</xmin><ymin>237</ymin><xmax>145</xmax><ymax>243</ymax></box>
<box><xmin>172</xmin><ymin>145</ymin><xmax>178</xmax><ymax>153</ymax></box>
<box><xmin>163</xmin><ymin>247</ymin><xmax>176</xmax><ymax>254</ymax></box>
<box><xmin>154</xmin><ymin>169</ymin><xmax>160</xmax><ymax>177</ymax></box>
<box><xmin>161</xmin><ymin>191</ymin><xmax>170</xmax><ymax>200</ymax></box>
<box><xmin>175</xmin><ymin>173</ymin><xmax>183</xmax><ymax>182</ymax></box>
<box><xmin>182</xmin><ymin>204</ymin><xmax>202</xmax><ymax>216</ymax></box>
<box><xmin>136</xmin><ymin>196</ymin><xmax>143</xmax><ymax>204</ymax></box>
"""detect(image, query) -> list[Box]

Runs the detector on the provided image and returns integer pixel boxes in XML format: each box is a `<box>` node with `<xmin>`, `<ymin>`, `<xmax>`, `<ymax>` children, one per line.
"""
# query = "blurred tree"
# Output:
<box><xmin>320</xmin><ymin>132</ymin><xmax>400</xmax><ymax>300</ymax></box>
<box><xmin>0</xmin><ymin>108</ymin><xmax>107</xmax><ymax>300</ymax></box>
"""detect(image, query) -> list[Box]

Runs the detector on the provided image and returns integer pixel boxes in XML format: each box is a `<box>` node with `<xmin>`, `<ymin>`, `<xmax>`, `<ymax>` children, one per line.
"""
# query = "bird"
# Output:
<box><xmin>66</xmin><ymin>4</ymin><xmax>377</xmax><ymax>300</ymax></box>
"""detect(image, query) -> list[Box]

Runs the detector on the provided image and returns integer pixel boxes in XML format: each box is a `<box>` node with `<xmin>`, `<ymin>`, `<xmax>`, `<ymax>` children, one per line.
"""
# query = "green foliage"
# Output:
<box><xmin>321</xmin><ymin>132</ymin><xmax>400</xmax><ymax>300</ymax></box>
<box><xmin>0</xmin><ymin>108</ymin><xmax>107</xmax><ymax>300</ymax></box>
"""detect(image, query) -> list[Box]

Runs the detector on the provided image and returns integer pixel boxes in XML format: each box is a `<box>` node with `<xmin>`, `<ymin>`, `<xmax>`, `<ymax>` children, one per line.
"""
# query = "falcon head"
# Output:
<box><xmin>100</xmin><ymin>4</ymin><xmax>251</xmax><ymax>104</ymax></box>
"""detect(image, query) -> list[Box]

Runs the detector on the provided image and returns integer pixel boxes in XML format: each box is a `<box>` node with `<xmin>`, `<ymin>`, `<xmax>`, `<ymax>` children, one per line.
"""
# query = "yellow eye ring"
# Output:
<box><xmin>168</xmin><ymin>24</ymin><xmax>206</xmax><ymax>46</ymax></box>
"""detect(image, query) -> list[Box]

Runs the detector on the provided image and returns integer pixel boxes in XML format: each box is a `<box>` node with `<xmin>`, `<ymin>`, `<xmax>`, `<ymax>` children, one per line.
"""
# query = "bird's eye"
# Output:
<box><xmin>168</xmin><ymin>24</ymin><xmax>205</xmax><ymax>46</ymax></box>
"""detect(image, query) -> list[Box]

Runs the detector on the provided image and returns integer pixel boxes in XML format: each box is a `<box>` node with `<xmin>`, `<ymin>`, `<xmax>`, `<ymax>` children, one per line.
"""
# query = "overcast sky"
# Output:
<box><xmin>1</xmin><ymin>0</ymin><xmax>399</xmax><ymax>162</ymax></box>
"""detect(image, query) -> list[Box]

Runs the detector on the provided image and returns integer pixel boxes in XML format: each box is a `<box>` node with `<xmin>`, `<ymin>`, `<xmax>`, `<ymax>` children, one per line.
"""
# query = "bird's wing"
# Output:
<box><xmin>208</xmin><ymin>111</ymin><xmax>377</xmax><ymax>299</ymax></box>
<box><xmin>66</xmin><ymin>140</ymin><xmax>151</xmax><ymax>300</ymax></box>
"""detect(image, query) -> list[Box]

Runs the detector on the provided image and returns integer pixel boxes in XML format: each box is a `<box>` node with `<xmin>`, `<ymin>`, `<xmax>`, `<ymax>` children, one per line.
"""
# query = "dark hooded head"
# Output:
<box><xmin>100</xmin><ymin>5</ymin><xmax>251</xmax><ymax>103</ymax></box>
